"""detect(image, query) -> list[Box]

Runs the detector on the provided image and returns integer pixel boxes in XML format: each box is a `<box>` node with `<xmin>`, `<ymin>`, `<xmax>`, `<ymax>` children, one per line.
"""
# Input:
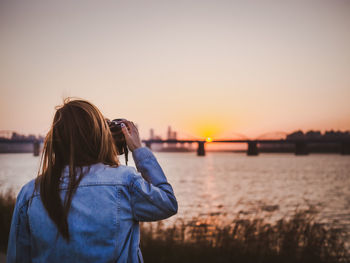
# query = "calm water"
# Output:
<box><xmin>1</xmin><ymin>152</ymin><xmax>350</xmax><ymax>231</ymax></box>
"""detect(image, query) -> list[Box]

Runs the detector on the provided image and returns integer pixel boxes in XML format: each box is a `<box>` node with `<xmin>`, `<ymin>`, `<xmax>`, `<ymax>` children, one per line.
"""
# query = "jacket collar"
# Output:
<box><xmin>62</xmin><ymin>163</ymin><xmax>106</xmax><ymax>178</ymax></box>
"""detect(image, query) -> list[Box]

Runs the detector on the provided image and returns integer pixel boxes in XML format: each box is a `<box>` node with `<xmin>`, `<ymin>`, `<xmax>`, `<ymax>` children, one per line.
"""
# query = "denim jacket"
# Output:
<box><xmin>7</xmin><ymin>147</ymin><xmax>178</xmax><ymax>263</ymax></box>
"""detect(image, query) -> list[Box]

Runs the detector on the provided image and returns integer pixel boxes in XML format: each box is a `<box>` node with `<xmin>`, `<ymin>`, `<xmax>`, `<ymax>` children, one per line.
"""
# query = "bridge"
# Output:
<box><xmin>0</xmin><ymin>138</ymin><xmax>42</xmax><ymax>156</ymax></box>
<box><xmin>1</xmin><ymin>130</ymin><xmax>349</xmax><ymax>156</ymax></box>
<box><xmin>142</xmin><ymin>139</ymin><xmax>350</xmax><ymax>156</ymax></box>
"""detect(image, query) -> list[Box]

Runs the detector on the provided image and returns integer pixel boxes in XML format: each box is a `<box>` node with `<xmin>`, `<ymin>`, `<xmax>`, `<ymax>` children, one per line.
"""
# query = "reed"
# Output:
<box><xmin>140</xmin><ymin>209</ymin><xmax>350</xmax><ymax>263</ymax></box>
<box><xmin>0</xmin><ymin>190</ymin><xmax>15</xmax><ymax>252</ymax></box>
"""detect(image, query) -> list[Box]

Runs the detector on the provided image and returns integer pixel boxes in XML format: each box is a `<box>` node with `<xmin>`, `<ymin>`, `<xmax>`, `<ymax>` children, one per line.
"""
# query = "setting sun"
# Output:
<box><xmin>206</xmin><ymin>137</ymin><xmax>213</xmax><ymax>142</ymax></box>
<box><xmin>183</xmin><ymin>114</ymin><xmax>230</xmax><ymax>139</ymax></box>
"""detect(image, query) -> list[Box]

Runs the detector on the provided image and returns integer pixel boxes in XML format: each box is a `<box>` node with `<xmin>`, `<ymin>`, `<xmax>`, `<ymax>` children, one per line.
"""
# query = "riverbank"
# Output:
<box><xmin>1</xmin><ymin>191</ymin><xmax>349</xmax><ymax>262</ymax></box>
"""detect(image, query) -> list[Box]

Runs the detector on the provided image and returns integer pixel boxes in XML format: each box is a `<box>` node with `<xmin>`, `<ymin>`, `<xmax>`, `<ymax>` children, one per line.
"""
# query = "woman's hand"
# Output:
<box><xmin>121</xmin><ymin>121</ymin><xmax>142</xmax><ymax>152</ymax></box>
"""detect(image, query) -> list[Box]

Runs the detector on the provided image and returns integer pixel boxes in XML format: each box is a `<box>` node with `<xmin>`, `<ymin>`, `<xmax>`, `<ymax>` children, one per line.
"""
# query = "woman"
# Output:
<box><xmin>7</xmin><ymin>99</ymin><xmax>178</xmax><ymax>263</ymax></box>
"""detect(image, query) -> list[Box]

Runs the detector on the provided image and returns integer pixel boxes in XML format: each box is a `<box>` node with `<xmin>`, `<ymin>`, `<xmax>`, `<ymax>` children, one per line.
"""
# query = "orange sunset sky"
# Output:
<box><xmin>0</xmin><ymin>0</ymin><xmax>349</xmax><ymax>140</ymax></box>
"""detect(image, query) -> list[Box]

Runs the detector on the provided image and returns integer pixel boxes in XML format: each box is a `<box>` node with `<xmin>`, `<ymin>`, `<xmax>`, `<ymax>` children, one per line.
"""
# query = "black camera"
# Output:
<box><xmin>108</xmin><ymin>118</ymin><xmax>129</xmax><ymax>164</ymax></box>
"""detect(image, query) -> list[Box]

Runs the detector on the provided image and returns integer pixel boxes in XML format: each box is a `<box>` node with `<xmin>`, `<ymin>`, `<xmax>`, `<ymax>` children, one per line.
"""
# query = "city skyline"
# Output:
<box><xmin>1</xmin><ymin>0</ymin><xmax>349</xmax><ymax>139</ymax></box>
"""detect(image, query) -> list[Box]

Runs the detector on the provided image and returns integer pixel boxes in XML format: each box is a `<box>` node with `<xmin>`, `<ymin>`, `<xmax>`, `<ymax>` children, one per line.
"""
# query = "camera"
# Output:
<box><xmin>108</xmin><ymin>118</ymin><xmax>129</xmax><ymax>164</ymax></box>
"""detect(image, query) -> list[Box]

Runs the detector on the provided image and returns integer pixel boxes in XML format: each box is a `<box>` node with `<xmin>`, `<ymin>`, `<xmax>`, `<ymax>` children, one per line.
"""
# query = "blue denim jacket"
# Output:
<box><xmin>7</xmin><ymin>147</ymin><xmax>178</xmax><ymax>263</ymax></box>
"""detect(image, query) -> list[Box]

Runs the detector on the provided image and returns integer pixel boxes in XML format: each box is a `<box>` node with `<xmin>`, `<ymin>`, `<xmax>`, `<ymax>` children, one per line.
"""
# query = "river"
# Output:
<box><xmin>1</xmin><ymin>152</ymin><xmax>349</xmax><ymax>232</ymax></box>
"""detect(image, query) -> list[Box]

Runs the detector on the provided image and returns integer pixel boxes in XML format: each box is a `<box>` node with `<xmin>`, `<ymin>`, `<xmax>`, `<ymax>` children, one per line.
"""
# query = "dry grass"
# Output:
<box><xmin>140</xmin><ymin>209</ymin><xmax>350</xmax><ymax>263</ymax></box>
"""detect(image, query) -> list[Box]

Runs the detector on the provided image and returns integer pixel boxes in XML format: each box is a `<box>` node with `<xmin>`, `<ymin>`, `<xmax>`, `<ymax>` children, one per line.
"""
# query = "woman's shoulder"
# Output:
<box><xmin>85</xmin><ymin>163</ymin><xmax>141</xmax><ymax>186</ymax></box>
<box><xmin>16</xmin><ymin>179</ymin><xmax>36</xmax><ymax>208</ymax></box>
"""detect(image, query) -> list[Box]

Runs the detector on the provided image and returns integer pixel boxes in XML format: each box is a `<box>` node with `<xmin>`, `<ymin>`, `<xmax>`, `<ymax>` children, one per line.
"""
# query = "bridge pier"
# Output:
<box><xmin>295</xmin><ymin>141</ymin><xmax>308</xmax><ymax>155</ymax></box>
<box><xmin>247</xmin><ymin>141</ymin><xmax>258</xmax><ymax>156</ymax></box>
<box><xmin>33</xmin><ymin>140</ymin><xmax>40</xmax><ymax>156</ymax></box>
<box><xmin>145</xmin><ymin>141</ymin><xmax>152</xmax><ymax>149</ymax></box>
<box><xmin>341</xmin><ymin>141</ymin><xmax>350</xmax><ymax>155</ymax></box>
<box><xmin>197</xmin><ymin>141</ymin><xmax>205</xmax><ymax>156</ymax></box>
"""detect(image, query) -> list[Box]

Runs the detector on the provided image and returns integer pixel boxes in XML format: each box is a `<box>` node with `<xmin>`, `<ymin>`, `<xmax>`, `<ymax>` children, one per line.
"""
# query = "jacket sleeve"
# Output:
<box><xmin>6</xmin><ymin>185</ymin><xmax>32</xmax><ymax>263</ymax></box>
<box><xmin>130</xmin><ymin>147</ymin><xmax>178</xmax><ymax>221</ymax></box>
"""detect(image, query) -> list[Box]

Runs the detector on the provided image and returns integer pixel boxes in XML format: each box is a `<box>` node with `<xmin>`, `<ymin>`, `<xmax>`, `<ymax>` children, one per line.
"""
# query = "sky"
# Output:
<box><xmin>1</xmin><ymin>0</ymin><xmax>349</xmax><ymax>140</ymax></box>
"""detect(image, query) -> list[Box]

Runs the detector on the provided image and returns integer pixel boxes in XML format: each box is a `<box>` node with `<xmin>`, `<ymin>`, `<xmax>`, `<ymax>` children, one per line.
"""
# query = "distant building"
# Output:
<box><xmin>167</xmin><ymin>126</ymin><xmax>177</xmax><ymax>140</ymax></box>
<box><xmin>149</xmin><ymin>129</ymin><xmax>154</xmax><ymax>140</ymax></box>
<box><xmin>167</xmin><ymin>126</ymin><xmax>171</xmax><ymax>140</ymax></box>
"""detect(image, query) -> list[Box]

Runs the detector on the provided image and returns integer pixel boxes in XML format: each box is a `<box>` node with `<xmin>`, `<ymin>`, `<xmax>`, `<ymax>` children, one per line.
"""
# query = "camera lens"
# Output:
<box><xmin>108</xmin><ymin>118</ymin><xmax>129</xmax><ymax>165</ymax></box>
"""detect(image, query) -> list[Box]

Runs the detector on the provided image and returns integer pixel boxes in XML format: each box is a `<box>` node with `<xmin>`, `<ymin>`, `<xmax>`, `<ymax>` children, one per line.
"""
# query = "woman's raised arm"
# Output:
<box><xmin>129</xmin><ymin>147</ymin><xmax>178</xmax><ymax>221</ymax></box>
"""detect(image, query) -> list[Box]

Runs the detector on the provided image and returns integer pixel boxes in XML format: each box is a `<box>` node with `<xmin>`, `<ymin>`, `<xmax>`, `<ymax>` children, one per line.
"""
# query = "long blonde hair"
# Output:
<box><xmin>35</xmin><ymin>98</ymin><xmax>119</xmax><ymax>241</ymax></box>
